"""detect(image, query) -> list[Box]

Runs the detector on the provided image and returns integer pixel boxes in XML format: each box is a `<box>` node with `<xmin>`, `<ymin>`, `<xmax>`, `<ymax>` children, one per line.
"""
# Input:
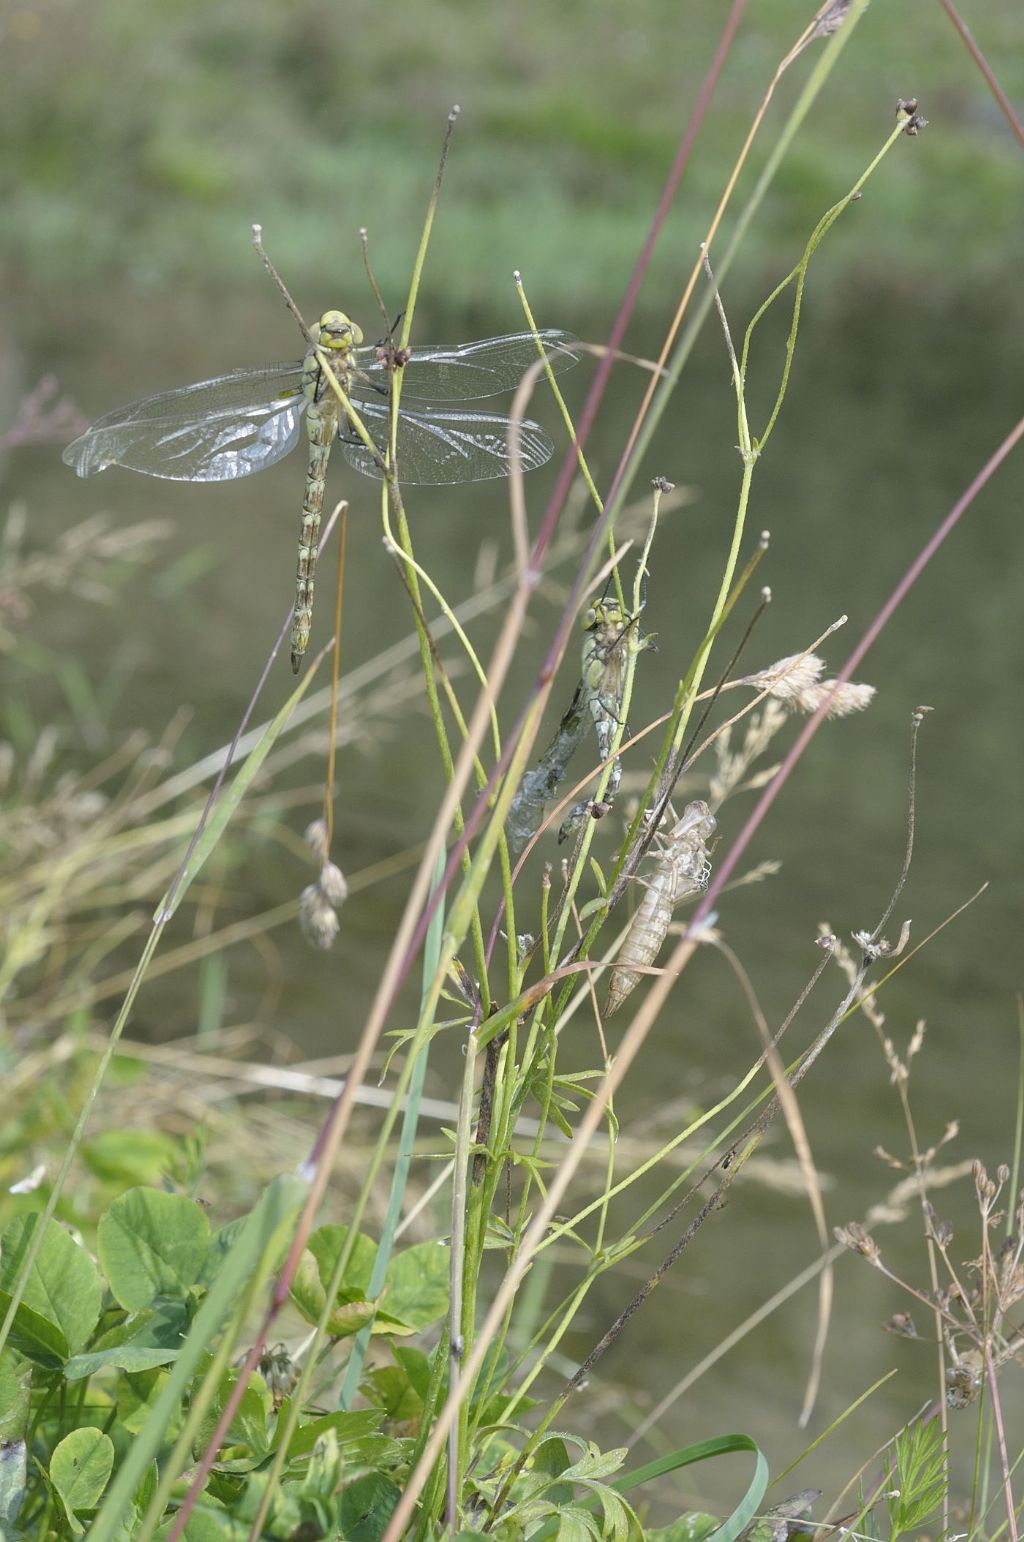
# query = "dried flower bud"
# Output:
<box><xmin>812</xmin><ymin>0</ymin><xmax>851</xmax><ymax>39</ymax></box>
<box><xmin>997</xmin><ymin>1240</ymin><xmax>1024</xmax><ymax>1300</ymax></box>
<box><xmin>319</xmin><ymin>861</ymin><xmax>348</xmax><ymax>907</ymax></box>
<box><xmin>298</xmin><ymin>883</ymin><xmax>340</xmax><ymax>950</ymax></box>
<box><xmin>305</xmin><ymin>819</ymin><xmax>331</xmax><ymax>865</ymax></box>
<box><xmin>834</xmin><ymin>1222</ymin><xmax>880</xmax><ymax>1261</ymax></box>
<box><xmin>974</xmin><ymin>1162</ymin><xmax>997</xmax><ymax>1204</ymax></box>
<box><xmin>897</xmin><ymin>99</ymin><xmax>928</xmax><ymax>136</ymax></box>
<box><xmin>883</xmin><ymin>1312</ymin><xmax>918</xmax><ymax>1339</ymax></box>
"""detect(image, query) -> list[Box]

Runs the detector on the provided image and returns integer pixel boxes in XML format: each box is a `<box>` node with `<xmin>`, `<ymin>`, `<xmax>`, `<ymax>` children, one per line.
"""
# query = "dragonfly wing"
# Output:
<box><xmin>62</xmin><ymin>363</ymin><xmax>307</xmax><ymax>481</ymax></box>
<box><xmin>339</xmin><ymin>401</ymin><xmax>556</xmax><ymax>485</ymax></box>
<box><xmin>351</xmin><ymin>330</ymin><xmax>579</xmax><ymax>404</ymax></box>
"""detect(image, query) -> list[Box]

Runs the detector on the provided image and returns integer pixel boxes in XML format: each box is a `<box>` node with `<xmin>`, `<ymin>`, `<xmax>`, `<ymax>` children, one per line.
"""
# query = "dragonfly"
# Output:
<box><xmin>506</xmin><ymin>597</ymin><xmax>651</xmax><ymax>853</ymax></box>
<box><xmin>63</xmin><ymin>311</ymin><xmax>579</xmax><ymax>670</ymax></box>
<box><xmin>605</xmin><ymin>799</ymin><xmax>716</xmax><ymax>1015</ymax></box>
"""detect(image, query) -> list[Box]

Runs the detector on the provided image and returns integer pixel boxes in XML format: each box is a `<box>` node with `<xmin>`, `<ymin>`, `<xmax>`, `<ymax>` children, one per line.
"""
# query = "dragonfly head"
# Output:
<box><xmin>316</xmin><ymin>311</ymin><xmax>364</xmax><ymax>352</ymax></box>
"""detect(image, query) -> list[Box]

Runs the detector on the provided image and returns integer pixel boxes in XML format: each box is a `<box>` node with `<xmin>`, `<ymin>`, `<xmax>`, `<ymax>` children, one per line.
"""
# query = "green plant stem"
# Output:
<box><xmin>338</xmin><ymin>847</ymin><xmax>449</xmax><ymax>1407</ymax></box>
<box><xmin>444</xmin><ymin>1015</ymin><xmax>479</xmax><ymax>1525</ymax></box>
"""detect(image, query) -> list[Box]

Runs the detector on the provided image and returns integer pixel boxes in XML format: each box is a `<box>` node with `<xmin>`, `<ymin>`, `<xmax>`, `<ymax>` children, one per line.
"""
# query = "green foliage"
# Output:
<box><xmin>3</xmin><ymin>0</ymin><xmax>1023</xmax><ymax>309</ymax></box>
<box><xmin>288</xmin><ymin>1224</ymin><xmax>448</xmax><ymax>1340</ymax></box>
<box><xmin>0</xmin><ymin>1172</ymin><xmax>776</xmax><ymax>1538</ymax></box>
<box><xmin>0</xmin><ymin>1213</ymin><xmax>102</xmax><ymax>1364</ymax></box>
<box><xmin>0</xmin><ymin>1185</ymin><xmax>457</xmax><ymax>1538</ymax></box>
<box><xmin>98</xmin><ymin>1187</ymin><xmax>211</xmax><ymax>1308</ymax></box>
<box><xmin>49</xmin><ymin>1428</ymin><xmax>116</xmax><ymax>1536</ymax></box>
<box><xmin>886</xmin><ymin>1421</ymin><xmax>948</xmax><ymax>1542</ymax></box>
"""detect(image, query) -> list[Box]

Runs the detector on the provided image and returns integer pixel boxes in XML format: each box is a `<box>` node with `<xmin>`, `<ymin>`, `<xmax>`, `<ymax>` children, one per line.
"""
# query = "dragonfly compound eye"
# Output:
<box><xmin>317</xmin><ymin>310</ymin><xmax>364</xmax><ymax>349</ymax></box>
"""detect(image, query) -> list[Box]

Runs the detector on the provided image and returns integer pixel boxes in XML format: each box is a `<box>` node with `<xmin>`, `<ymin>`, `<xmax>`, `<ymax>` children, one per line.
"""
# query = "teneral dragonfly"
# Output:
<box><xmin>63</xmin><ymin>312</ymin><xmax>579</xmax><ymax>669</ymax></box>
<box><xmin>506</xmin><ymin>597</ymin><xmax>651</xmax><ymax>853</ymax></box>
<box><xmin>605</xmin><ymin>799</ymin><xmax>716</xmax><ymax>1014</ymax></box>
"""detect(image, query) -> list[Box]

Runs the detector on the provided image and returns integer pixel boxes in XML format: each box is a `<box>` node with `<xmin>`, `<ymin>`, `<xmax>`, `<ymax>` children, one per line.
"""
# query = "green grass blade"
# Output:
<box><xmin>156</xmin><ymin>668</ymin><xmax>321</xmax><ymax>922</ymax></box>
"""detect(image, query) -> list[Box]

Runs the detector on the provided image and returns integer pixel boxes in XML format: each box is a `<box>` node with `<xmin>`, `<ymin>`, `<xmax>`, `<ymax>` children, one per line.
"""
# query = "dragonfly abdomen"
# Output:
<box><xmin>605</xmin><ymin>800</ymin><xmax>716</xmax><ymax>1015</ymax></box>
<box><xmin>290</xmin><ymin>391</ymin><xmax>341</xmax><ymax>672</ymax></box>
<box><xmin>289</xmin><ymin>320</ymin><xmax>359</xmax><ymax>672</ymax></box>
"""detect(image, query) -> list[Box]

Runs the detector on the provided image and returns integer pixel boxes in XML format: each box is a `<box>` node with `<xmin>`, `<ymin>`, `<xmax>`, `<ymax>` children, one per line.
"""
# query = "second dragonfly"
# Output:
<box><xmin>63</xmin><ymin>312</ymin><xmax>579</xmax><ymax>669</ymax></box>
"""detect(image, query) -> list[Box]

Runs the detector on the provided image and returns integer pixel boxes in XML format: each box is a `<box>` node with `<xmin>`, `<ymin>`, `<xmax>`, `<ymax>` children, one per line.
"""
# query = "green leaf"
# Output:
<box><xmin>887</xmin><ymin>1421</ymin><xmax>947</xmax><ymax>1542</ymax></box>
<box><xmin>64</xmin><ymin>1345</ymin><xmax>180</xmax><ymax>1380</ymax></box>
<box><xmin>363</xmin><ymin>1363</ymin><xmax>423</xmax><ymax>1421</ymax></box>
<box><xmin>277</xmin><ymin>1408</ymin><xmax>385</xmax><ymax>1461</ymax></box>
<box><xmin>382</xmin><ymin>1240</ymin><xmax>449</xmax><ymax>1330</ymax></box>
<box><xmin>195</xmin><ymin>1372</ymin><xmax>271</xmax><ymax>1470</ymax></box>
<box><xmin>155</xmin><ymin>1502</ymin><xmax>248</xmax><ymax>1542</ymax></box>
<box><xmin>49</xmin><ymin>1427</ymin><xmax>115</xmax><ymax>1532</ymax></box>
<box><xmin>0</xmin><ymin>1295</ymin><xmax>67</xmax><ymax>1369</ymax></box>
<box><xmin>82</xmin><ymin>1129</ymin><xmax>180</xmax><ymax>1185</ymax></box>
<box><xmin>0</xmin><ymin>1352</ymin><xmax>32</xmax><ymax>1439</ymax></box>
<box><xmin>553</xmin><ymin>1505</ymin><xmax>599</xmax><ymax>1542</ymax></box>
<box><xmin>337</xmin><ymin>1471</ymin><xmax>401</xmax><ymax>1542</ymax></box>
<box><xmin>289</xmin><ymin>1252</ymin><xmax>377</xmax><ymax>1338</ymax></box>
<box><xmin>290</xmin><ymin>1230</ymin><xmax>408</xmax><ymax>1339</ymax></box>
<box><xmin>135</xmin><ymin>1461</ymin><xmax>158</xmax><ymax>1517</ymax></box>
<box><xmin>308</xmin><ymin>1225</ymin><xmax>378</xmax><ymax>1293</ymax></box>
<box><xmin>533</xmin><ymin>1437</ymin><xmax>574</xmax><ymax>1505</ymax></box>
<box><xmin>90</xmin><ymin>1297</ymin><xmax>191</xmax><ymax>1354</ymax></box>
<box><xmin>97</xmin><ymin>1188</ymin><xmax>210</xmax><ymax>1309</ymax></box>
<box><xmin>198</xmin><ymin>1217</ymin><xmax>248</xmax><ymax>1287</ymax></box>
<box><xmin>0</xmin><ymin>1437</ymin><xmax>26</xmax><ymax>1530</ymax></box>
<box><xmin>594</xmin><ymin>1486</ymin><xmax>636</xmax><ymax>1542</ymax></box>
<box><xmin>529</xmin><ymin>1437</ymin><xmax>770</xmax><ymax>1542</ymax></box>
<box><xmin>560</xmin><ymin>1442</ymin><xmax>627</xmax><ymax>1483</ymax></box>
<box><xmin>392</xmin><ymin>1344</ymin><xmax>431</xmax><ymax>1399</ymax></box>
<box><xmin>0</xmin><ymin>1213</ymin><xmax>102</xmax><ymax>1359</ymax></box>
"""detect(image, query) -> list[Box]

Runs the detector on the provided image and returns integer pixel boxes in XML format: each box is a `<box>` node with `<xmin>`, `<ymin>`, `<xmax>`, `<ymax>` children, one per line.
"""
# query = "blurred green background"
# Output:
<box><xmin>3</xmin><ymin>0</ymin><xmax>1024</xmax><ymax>1507</ymax></box>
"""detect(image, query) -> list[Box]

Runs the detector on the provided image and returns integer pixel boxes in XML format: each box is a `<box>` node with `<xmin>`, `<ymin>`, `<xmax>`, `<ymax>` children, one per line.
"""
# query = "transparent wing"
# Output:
<box><xmin>62</xmin><ymin>362</ymin><xmax>308</xmax><ymax>481</ymax></box>
<box><xmin>350</xmin><ymin>330</ymin><xmax>579</xmax><ymax>405</ymax></box>
<box><xmin>340</xmin><ymin>398</ymin><xmax>556</xmax><ymax>485</ymax></box>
